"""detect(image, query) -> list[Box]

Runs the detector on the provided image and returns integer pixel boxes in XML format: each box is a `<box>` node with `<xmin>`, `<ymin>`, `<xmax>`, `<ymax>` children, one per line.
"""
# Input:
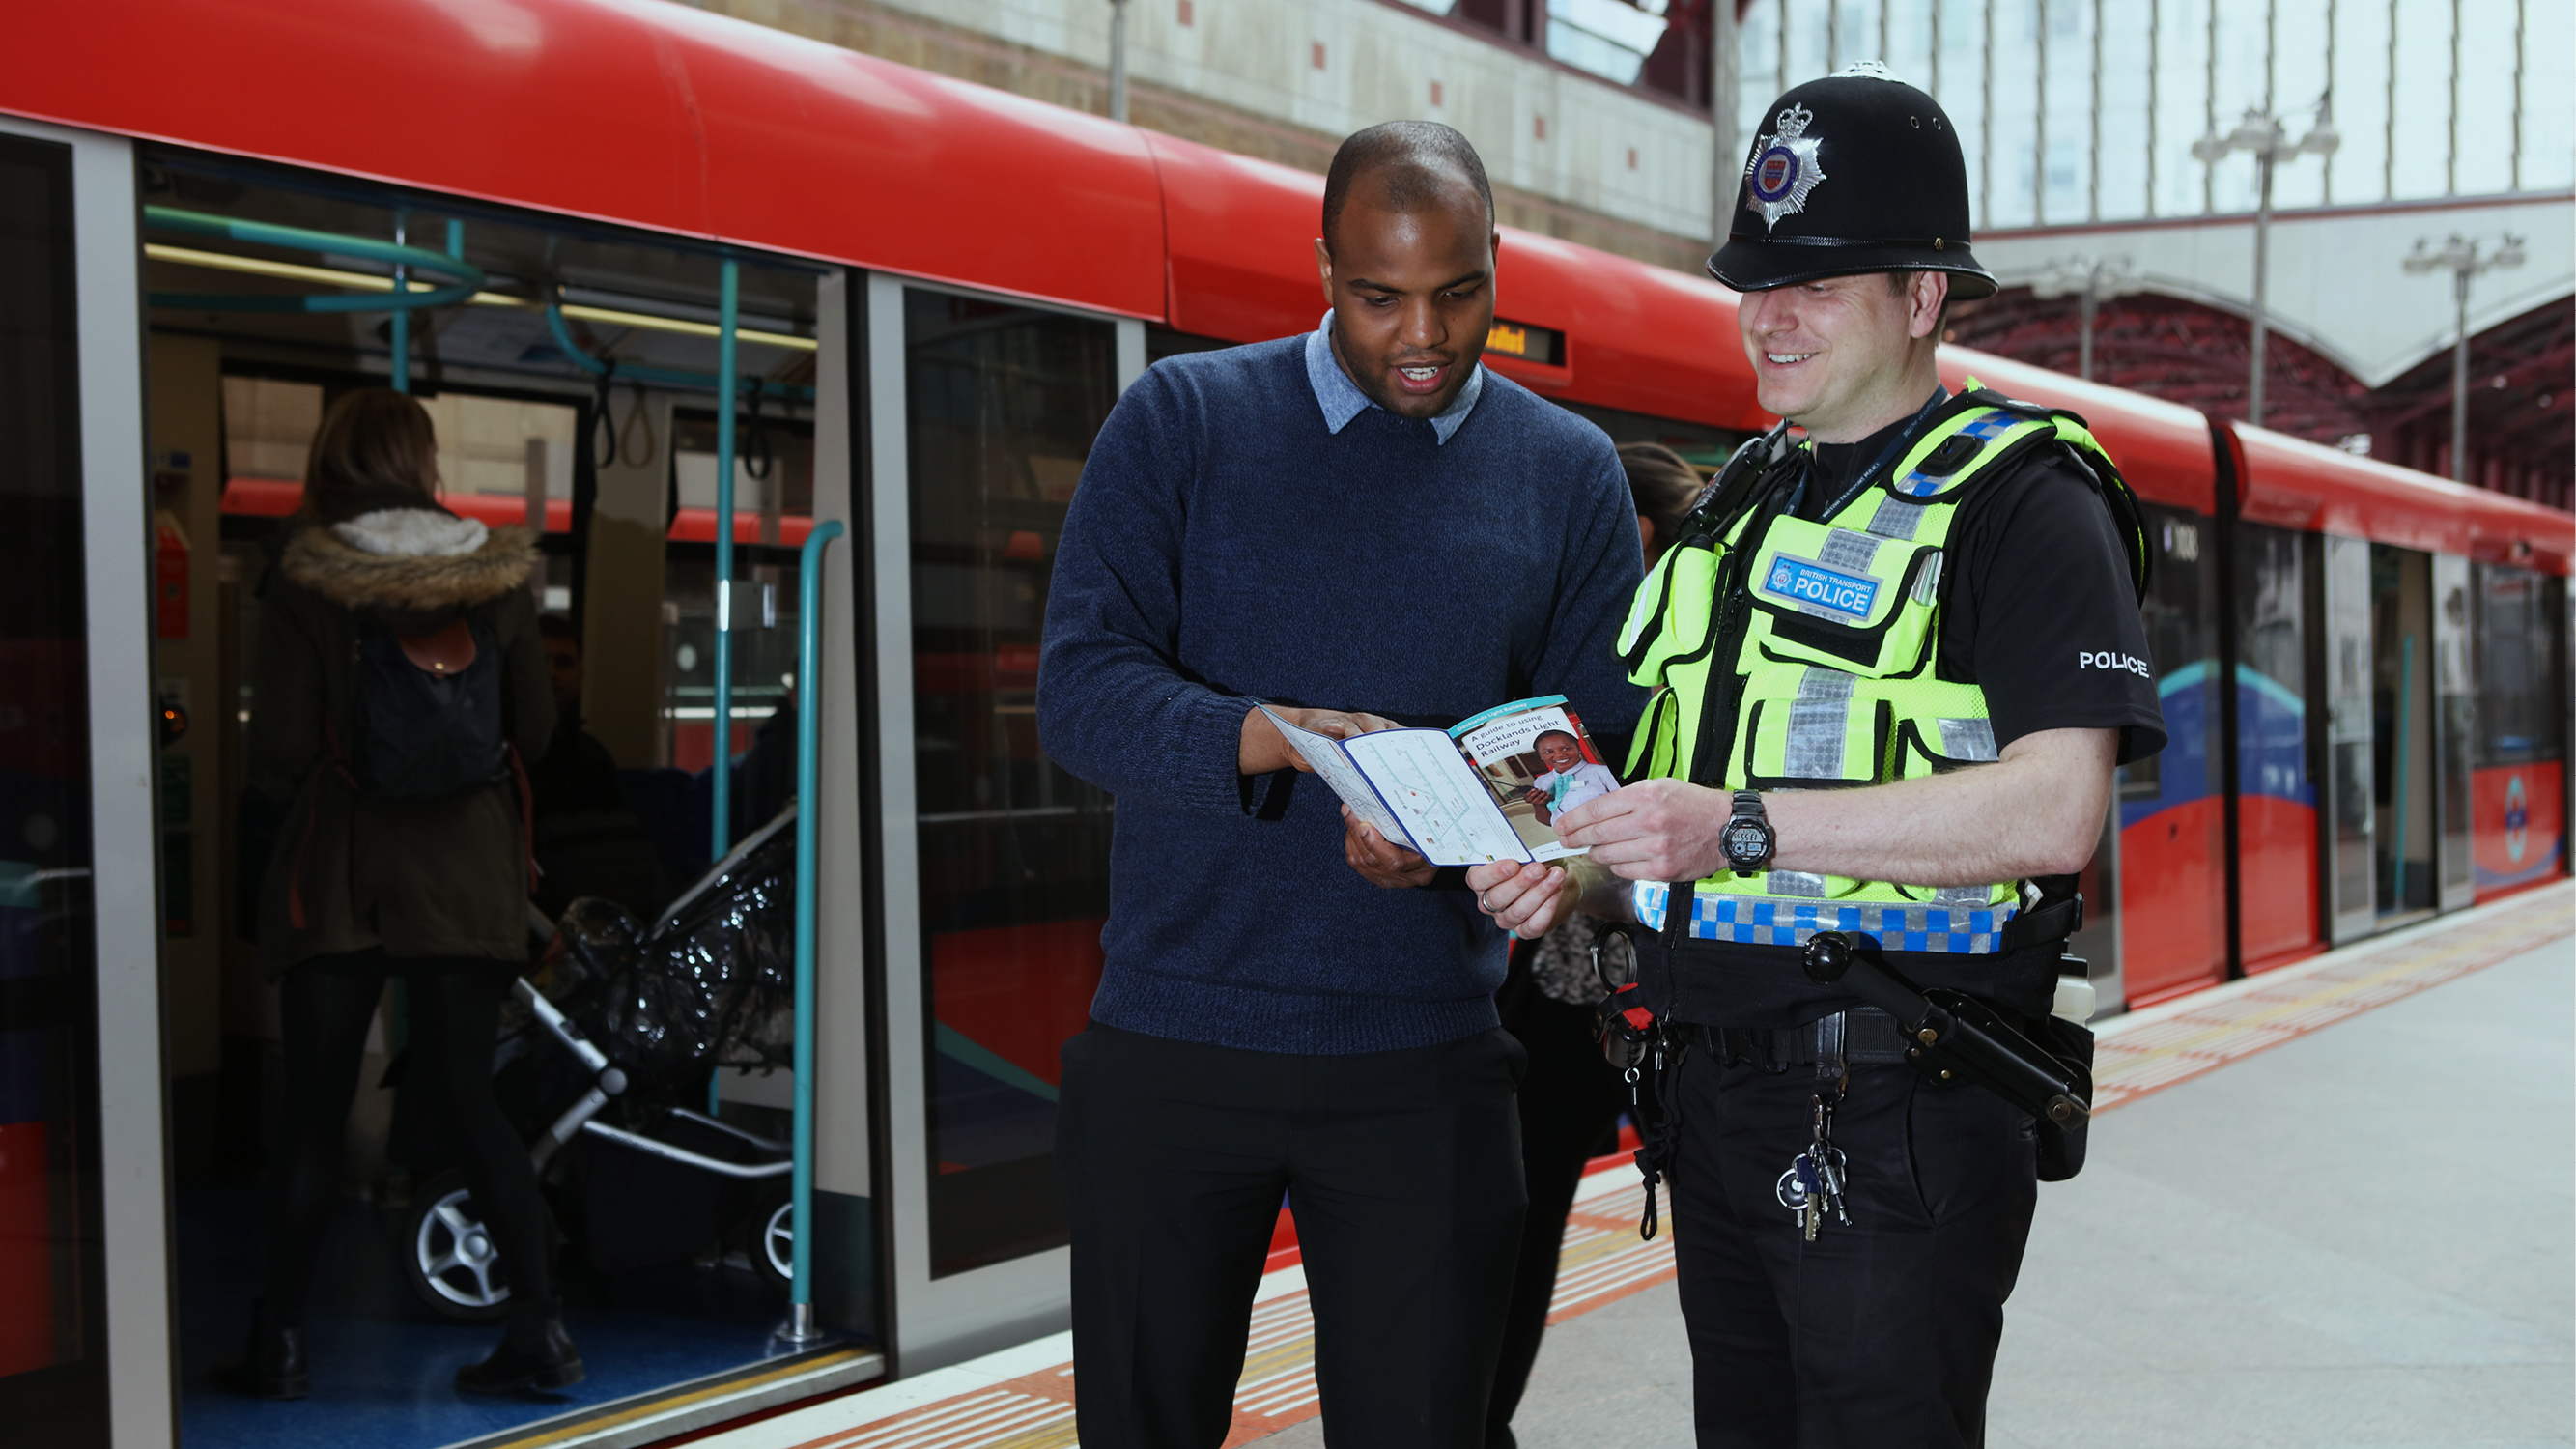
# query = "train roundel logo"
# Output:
<box><xmin>2505</xmin><ymin>774</ymin><xmax>2528</xmax><ymax>864</ymax></box>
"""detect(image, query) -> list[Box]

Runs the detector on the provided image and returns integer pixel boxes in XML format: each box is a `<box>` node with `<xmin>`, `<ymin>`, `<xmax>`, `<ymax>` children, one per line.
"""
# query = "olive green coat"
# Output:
<box><xmin>249</xmin><ymin>517</ymin><xmax>555</xmax><ymax>975</ymax></box>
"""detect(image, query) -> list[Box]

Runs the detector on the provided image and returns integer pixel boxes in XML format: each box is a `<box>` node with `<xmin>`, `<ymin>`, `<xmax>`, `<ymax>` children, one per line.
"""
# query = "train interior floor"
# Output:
<box><xmin>1301</xmin><ymin>908</ymin><xmax>2573</xmax><ymax>1449</ymax></box>
<box><xmin>174</xmin><ymin>1180</ymin><xmax>798</xmax><ymax>1449</ymax></box>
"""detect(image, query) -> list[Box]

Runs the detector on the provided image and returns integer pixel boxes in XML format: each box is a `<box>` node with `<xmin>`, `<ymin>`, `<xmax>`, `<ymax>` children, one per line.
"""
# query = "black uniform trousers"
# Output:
<box><xmin>1058</xmin><ymin>1021</ymin><xmax>1528</xmax><ymax>1449</ymax></box>
<box><xmin>1668</xmin><ymin>1042</ymin><xmax>2039</xmax><ymax>1449</ymax></box>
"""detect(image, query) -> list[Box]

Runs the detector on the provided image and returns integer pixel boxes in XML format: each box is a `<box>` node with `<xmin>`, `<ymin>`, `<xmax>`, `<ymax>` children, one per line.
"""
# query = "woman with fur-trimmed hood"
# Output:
<box><xmin>229</xmin><ymin>389</ymin><xmax>580</xmax><ymax>1399</ymax></box>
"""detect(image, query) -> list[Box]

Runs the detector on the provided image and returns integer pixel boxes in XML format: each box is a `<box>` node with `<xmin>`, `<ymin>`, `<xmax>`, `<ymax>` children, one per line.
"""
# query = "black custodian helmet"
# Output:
<box><xmin>1709</xmin><ymin>63</ymin><xmax>1997</xmax><ymax>299</ymax></box>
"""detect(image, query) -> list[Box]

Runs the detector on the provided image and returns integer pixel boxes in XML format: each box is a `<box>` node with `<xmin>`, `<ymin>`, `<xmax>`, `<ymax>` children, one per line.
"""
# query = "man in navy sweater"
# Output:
<box><xmin>1036</xmin><ymin>122</ymin><xmax>1645</xmax><ymax>1449</ymax></box>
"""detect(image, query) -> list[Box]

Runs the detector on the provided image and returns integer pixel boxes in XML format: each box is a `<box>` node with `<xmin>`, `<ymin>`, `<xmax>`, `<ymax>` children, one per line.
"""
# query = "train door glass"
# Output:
<box><xmin>903</xmin><ymin>289</ymin><xmax>1118</xmax><ymax>1278</ymax></box>
<box><xmin>2471</xmin><ymin>564</ymin><xmax>2569</xmax><ymax>897</ymax></box>
<box><xmin>141</xmin><ymin>149</ymin><xmax>848</xmax><ymax>1449</ymax></box>
<box><xmin>2319</xmin><ymin>536</ymin><xmax>2375</xmax><ymax>944</ymax></box>
<box><xmin>2430</xmin><ymin>554</ymin><xmax>2475</xmax><ymax>913</ymax></box>
<box><xmin>0</xmin><ymin>130</ymin><xmax>109</xmax><ymax>1445</ymax></box>
<box><xmin>2231</xmin><ymin>524</ymin><xmax>2319</xmax><ymax>970</ymax></box>
<box><xmin>2370</xmin><ymin>546</ymin><xmax>2436</xmax><ymax>918</ymax></box>
<box><xmin>2117</xmin><ymin>506</ymin><xmax>2224</xmax><ymax>1005</ymax></box>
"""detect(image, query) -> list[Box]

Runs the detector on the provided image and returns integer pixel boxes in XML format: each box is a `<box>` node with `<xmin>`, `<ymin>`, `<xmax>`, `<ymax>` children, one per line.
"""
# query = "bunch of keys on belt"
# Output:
<box><xmin>1774</xmin><ymin>1093</ymin><xmax>1850</xmax><ymax>1240</ymax></box>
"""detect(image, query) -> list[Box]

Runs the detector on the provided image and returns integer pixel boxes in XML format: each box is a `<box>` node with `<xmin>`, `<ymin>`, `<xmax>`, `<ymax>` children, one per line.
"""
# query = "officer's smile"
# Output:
<box><xmin>1765</xmin><ymin>352</ymin><xmax>1818</xmax><ymax>366</ymax></box>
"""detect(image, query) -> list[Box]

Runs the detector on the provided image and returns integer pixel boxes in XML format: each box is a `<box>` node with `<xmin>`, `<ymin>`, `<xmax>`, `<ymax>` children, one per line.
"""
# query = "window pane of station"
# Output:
<box><xmin>904</xmin><ymin>289</ymin><xmax>1118</xmax><ymax>1279</ymax></box>
<box><xmin>0</xmin><ymin>132</ymin><xmax>108</xmax><ymax>1438</ymax></box>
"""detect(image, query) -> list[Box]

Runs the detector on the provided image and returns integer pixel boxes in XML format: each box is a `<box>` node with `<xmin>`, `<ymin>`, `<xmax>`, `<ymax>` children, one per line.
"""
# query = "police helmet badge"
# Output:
<box><xmin>1744</xmin><ymin>103</ymin><xmax>1827</xmax><ymax>232</ymax></box>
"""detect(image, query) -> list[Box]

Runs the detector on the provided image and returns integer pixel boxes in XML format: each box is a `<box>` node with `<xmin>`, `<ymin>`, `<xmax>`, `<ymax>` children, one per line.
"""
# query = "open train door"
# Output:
<box><xmin>0</xmin><ymin>115</ymin><xmax>169</xmax><ymax>1449</ymax></box>
<box><xmin>2319</xmin><ymin>534</ymin><xmax>2377</xmax><ymax>944</ymax></box>
<box><xmin>860</xmin><ymin>271</ymin><xmax>1146</xmax><ymax>1373</ymax></box>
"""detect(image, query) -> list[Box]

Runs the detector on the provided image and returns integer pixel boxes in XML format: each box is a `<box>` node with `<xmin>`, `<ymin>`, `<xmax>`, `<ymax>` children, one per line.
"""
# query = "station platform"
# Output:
<box><xmin>687</xmin><ymin>880</ymin><xmax>2571</xmax><ymax>1449</ymax></box>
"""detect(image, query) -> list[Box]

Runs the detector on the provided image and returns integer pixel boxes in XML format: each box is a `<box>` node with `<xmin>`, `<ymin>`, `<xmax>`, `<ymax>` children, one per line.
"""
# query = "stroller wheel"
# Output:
<box><xmin>403</xmin><ymin>1170</ymin><xmax>513</xmax><ymax>1321</ymax></box>
<box><xmin>751</xmin><ymin>1192</ymin><xmax>794</xmax><ymax>1295</ymax></box>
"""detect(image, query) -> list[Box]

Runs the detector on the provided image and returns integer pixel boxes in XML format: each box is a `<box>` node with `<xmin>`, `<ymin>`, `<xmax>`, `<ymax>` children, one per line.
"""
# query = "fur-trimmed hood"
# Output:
<box><xmin>279</xmin><ymin>508</ymin><xmax>540</xmax><ymax>614</ymax></box>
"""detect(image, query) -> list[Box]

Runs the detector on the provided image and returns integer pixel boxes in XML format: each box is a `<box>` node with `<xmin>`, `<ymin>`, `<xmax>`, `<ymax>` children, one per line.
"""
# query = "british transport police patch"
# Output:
<box><xmin>1744</xmin><ymin>102</ymin><xmax>1826</xmax><ymax>232</ymax></box>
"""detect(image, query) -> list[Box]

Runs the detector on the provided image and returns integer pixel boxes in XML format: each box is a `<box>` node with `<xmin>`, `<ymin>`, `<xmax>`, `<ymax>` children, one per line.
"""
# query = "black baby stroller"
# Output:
<box><xmin>400</xmin><ymin>806</ymin><xmax>802</xmax><ymax>1321</ymax></box>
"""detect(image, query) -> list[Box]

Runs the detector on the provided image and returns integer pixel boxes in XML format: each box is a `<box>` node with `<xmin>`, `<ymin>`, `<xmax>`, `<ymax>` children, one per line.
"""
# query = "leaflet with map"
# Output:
<box><xmin>1260</xmin><ymin>696</ymin><xmax>1621</xmax><ymax>867</ymax></box>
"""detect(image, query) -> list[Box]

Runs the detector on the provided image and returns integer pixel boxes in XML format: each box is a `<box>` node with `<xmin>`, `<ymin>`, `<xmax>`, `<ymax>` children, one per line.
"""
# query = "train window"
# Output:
<box><xmin>904</xmin><ymin>289</ymin><xmax>1118</xmax><ymax>1278</ymax></box>
<box><xmin>2474</xmin><ymin>565</ymin><xmax>2568</xmax><ymax>766</ymax></box>
<box><xmin>0</xmin><ymin>131</ymin><xmax>108</xmax><ymax>1432</ymax></box>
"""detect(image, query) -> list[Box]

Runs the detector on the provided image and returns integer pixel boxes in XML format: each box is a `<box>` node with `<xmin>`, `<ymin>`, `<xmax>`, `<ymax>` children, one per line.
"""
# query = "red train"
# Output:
<box><xmin>3</xmin><ymin>0</ymin><xmax>2567</xmax><ymax>1440</ymax></box>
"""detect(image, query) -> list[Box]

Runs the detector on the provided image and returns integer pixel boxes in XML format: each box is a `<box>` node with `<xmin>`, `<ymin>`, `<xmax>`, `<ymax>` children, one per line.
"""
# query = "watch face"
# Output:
<box><xmin>1725</xmin><ymin>819</ymin><xmax>1769</xmax><ymax>863</ymax></box>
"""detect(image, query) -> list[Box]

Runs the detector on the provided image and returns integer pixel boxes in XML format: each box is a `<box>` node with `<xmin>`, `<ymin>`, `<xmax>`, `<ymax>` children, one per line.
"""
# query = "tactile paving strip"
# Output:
<box><xmin>745</xmin><ymin>884</ymin><xmax>2572</xmax><ymax>1449</ymax></box>
<box><xmin>2090</xmin><ymin>885</ymin><xmax>2573</xmax><ymax>1113</ymax></box>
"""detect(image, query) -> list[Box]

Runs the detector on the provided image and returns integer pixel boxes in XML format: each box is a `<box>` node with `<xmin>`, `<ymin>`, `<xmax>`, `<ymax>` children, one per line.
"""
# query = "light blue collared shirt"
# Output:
<box><xmin>1304</xmin><ymin>310</ymin><xmax>1486</xmax><ymax>445</ymax></box>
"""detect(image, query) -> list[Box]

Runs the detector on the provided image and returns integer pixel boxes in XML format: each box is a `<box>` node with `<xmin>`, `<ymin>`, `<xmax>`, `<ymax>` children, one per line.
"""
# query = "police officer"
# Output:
<box><xmin>1464</xmin><ymin>66</ymin><xmax>2166</xmax><ymax>1446</ymax></box>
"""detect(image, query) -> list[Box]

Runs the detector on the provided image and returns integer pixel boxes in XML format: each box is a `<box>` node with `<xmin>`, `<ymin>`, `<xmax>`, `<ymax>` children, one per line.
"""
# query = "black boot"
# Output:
<box><xmin>455</xmin><ymin>1299</ymin><xmax>583</xmax><ymax>1395</ymax></box>
<box><xmin>216</xmin><ymin>1297</ymin><xmax>309</xmax><ymax>1401</ymax></box>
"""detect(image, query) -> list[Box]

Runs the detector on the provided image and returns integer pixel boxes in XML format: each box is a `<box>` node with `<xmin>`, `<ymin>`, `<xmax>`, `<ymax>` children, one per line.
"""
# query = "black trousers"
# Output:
<box><xmin>1668</xmin><ymin>1045</ymin><xmax>2038</xmax><ymax>1449</ymax></box>
<box><xmin>1486</xmin><ymin>964</ymin><xmax>1627</xmax><ymax>1440</ymax></box>
<box><xmin>1057</xmin><ymin>1021</ymin><xmax>1528</xmax><ymax>1449</ymax></box>
<box><xmin>264</xmin><ymin>950</ymin><xmax>553</xmax><ymax>1324</ymax></box>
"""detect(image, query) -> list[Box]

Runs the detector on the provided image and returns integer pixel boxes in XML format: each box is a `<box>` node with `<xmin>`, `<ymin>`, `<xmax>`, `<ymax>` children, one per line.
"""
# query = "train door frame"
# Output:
<box><xmin>0</xmin><ymin>112</ymin><xmax>175</xmax><ymax>1449</ymax></box>
<box><xmin>861</xmin><ymin>269</ymin><xmax>1145</xmax><ymax>1374</ymax></box>
<box><xmin>2430</xmin><ymin>553</ymin><xmax>2476</xmax><ymax>914</ymax></box>
<box><xmin>2317</xmin><ymin>533</ymin><xmax>2376</xmax><ymax>945</ymax></box>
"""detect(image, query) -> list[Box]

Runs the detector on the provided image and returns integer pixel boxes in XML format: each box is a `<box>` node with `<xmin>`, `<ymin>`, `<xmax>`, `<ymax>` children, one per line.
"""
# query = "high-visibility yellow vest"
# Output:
<box><xmin>1615</xmin><ymin>388</ymin><xmax>2146</xmax><ymax>955</ymax></box>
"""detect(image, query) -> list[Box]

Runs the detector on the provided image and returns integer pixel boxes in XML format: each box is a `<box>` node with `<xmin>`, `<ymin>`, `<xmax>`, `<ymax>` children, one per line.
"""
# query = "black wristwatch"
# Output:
<box><xmin>1720</xmin><ymin>790</ymin><xmax>1775</xmax><ymax>876</ymax></box>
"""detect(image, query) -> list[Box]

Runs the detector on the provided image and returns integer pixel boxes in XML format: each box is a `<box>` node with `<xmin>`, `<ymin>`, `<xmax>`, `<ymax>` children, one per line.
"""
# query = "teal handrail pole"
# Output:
<box><xmin>143</xmin><ymin>206</ymin><xmax>484</xmax><ymax>311</ymax></box>
<box><xmin>712</xmin><ymin>260</ymin><xmax>740</xmax><ymax>864</ymax></box>
<box><xmin>390</xmin><ymin>213</ymin><xmax>409</xmax><ymax>393</ymax></box>
<box><xmin>788</xmin><ymin>517</ymin><xmax>843</xmax><ymax>1341</ymax></box>
<box><xmin>708</xmin><ymin>260</ymin><xmax>740</xmax><ymax>1119</ymax></box>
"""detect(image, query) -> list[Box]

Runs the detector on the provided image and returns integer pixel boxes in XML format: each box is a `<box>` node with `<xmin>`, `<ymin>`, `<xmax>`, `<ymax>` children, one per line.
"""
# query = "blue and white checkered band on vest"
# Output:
<box><xmin>1633</xmin><ymin>881</ymin><xmax>2011</xmax><ymax>954</ymax></box>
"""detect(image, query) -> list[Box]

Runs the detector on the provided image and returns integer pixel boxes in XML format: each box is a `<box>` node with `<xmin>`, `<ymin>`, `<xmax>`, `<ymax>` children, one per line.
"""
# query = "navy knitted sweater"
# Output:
<box><xmin>1035</xmin><ymin>335</ymin><xmax>1647</xmax><ymax>1055</ymax></box>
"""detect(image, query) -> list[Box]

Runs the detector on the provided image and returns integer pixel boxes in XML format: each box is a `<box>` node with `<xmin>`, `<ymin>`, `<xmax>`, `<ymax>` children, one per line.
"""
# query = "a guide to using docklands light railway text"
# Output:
<box><xmin>1261</xmin><ymin>696</ymin><xmax>1623</xmax><ymax>867</ymax></box>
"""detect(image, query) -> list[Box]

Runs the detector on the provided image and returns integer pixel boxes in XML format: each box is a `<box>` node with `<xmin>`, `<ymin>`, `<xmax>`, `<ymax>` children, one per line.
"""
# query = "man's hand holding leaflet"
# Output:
<box><xmin>1260</xmin><ymin>705</ymin><xmax>1531</xmax><ymax>867</ymax></box>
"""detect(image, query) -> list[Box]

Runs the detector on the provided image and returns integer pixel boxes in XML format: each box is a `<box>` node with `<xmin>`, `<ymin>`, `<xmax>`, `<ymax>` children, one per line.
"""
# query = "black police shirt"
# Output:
<box><xmin>1799</xmin><ymin>407</ymin><xmax>2166</xmax><ymax>765</ymax></box>
<box><xmin>1677</xmin><ymin>404</ymin><xmax>2167</xmax><ymax>1030</ymax></box>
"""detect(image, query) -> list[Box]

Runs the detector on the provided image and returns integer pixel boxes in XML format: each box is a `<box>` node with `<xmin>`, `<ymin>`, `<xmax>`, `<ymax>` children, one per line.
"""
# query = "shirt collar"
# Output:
<box><xmin>1305</xmin><ymin>310</ymin><xmax>1486</xmax><ymax>445</ymax></box>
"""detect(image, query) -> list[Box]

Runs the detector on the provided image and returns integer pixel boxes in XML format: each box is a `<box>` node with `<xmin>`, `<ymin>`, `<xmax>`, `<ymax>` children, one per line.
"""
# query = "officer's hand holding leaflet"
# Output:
<box><xmin>1469</xmin><ymin>725</ymin><xmax>2118</xmax><ymax>939</ymax></box>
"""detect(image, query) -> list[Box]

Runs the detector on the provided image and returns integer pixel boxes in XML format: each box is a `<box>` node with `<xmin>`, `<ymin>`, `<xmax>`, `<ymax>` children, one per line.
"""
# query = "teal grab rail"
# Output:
<box><xmin>788</xmin><ymin>517</ymin><xmax>845</xmax><ymax>1339</ymax></box>
<box><xmin>543</xmin><ymin>300</ymin><xmax>815</xmax><ymax>400</ymax></box>
<box><xmin>143</xmin><ymin>205</ymin><xmax>485</xmax><ymax>312</ymax></box>
<box><xmin>712</xmin><ymin>261</ymin><xmax>740</xmax><ymax>870</ymax></box>
<box><xmin>704</xmin><ymin>264</ymin><xmax>739</xmax><ymax>1120</ymax></box>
